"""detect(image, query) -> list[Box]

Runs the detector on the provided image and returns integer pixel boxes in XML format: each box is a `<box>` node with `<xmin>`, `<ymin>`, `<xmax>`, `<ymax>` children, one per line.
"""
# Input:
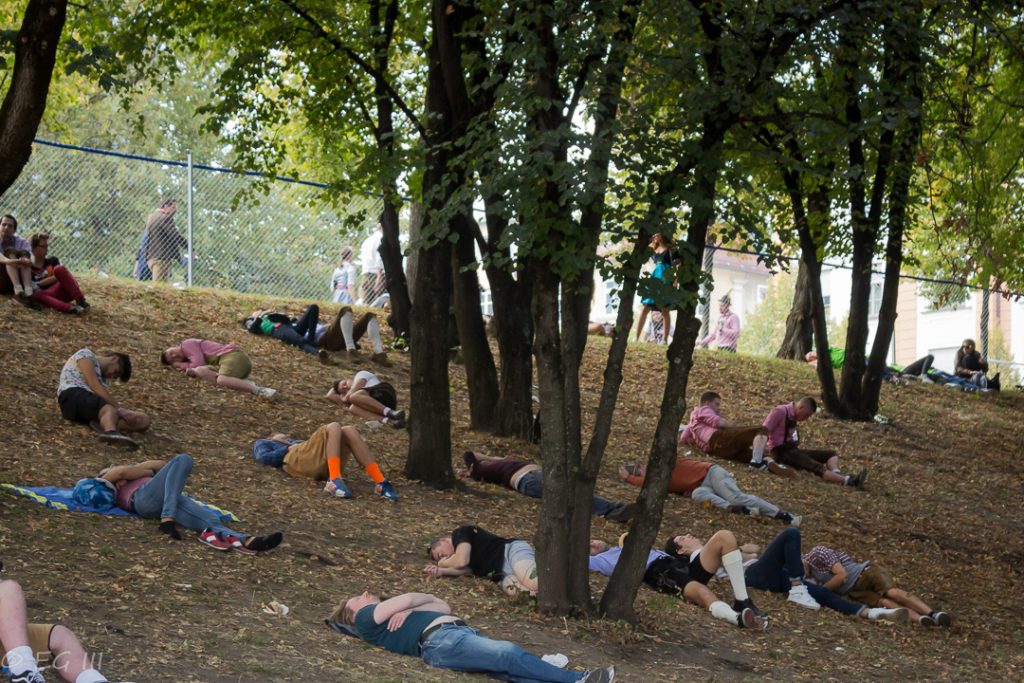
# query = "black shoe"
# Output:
<box><xmin>848</xmin><ymin>466</ymin><xmax>868</xmax><ymax>489</ymax></box>
<box><xmin>991</xmin><ymin>373</ymin><xmax>1001</xmax><ymax>391</ymax></box>
<box><xmin>931</xmin><ymin>610</ymin><xmax>952</xmax><ymax>627</ymax></box>
<box><xmin>605</xmin><ymin>502</ymin><xmax>637</xmax><ymax>523</ymax></box>
<box><xmin>727</xmin><ymin>505</ymin><xmax>751</xmax><ymax>515</ymax></box>
<box><xmin>733</xmin><ymin>598</ymin><xmax>766</xmax><ymax>619</ymax></box>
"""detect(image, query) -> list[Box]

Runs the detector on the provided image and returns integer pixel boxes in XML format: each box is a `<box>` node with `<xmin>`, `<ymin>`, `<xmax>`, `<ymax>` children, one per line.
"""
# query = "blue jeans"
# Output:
<box><xmin>131</xmin><ymin>454</ymin><xmax>247</xmax><ymax>540</ymax></box>
<box><xmin>516</xmin><ymin>470</ymin><xmax>621</xmax><ymax>518</ymax></box>
<box><xmin>420</xmin><ymin>624</ymin><xmax>584</xmax><ymax>683</ymax></box>
<box><xmin>272</xmin><ymin>305</ymin><xmax>320</xmax><ymax>354</ymax></box>
<box><xmin>744</xmin><ymin>528</ymin><xmax>862</xmax><ymax>616</ymax></box>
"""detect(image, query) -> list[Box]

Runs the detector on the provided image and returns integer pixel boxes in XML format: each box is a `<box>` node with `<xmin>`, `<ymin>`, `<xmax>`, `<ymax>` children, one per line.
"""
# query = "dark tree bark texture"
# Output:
<box><xmin>0</xmin><ymin>0</ymin><xmax>68</xmax><ymax>198</ymax></box>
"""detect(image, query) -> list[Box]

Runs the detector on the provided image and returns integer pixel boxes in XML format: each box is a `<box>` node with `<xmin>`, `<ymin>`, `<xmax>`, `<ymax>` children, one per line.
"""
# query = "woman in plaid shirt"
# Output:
<box><xmin>802</xmin><ymin>545</ymin><xmax>952</xmax><ymax>627</ymax></box>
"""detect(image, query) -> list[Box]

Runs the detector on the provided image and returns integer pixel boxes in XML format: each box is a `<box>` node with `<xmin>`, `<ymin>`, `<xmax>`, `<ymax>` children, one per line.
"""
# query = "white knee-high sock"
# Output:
<box><xmin>4</xmin><ymin>645</ymin><xmax>38</xmax><ymax>675</ymax></box>
<box><xmin>709</xmin><ymin>600</ymin><xmax>740</xmax><ymax>626</ymax></box>
<box><xmin>76</xmin><ymin>669</ymin><xmax>108</xmax><ymax>683</ymax></box>
<box><xmin>721</xmin><ymin>549</ymin><xmax>749</xmax><ymax>601</ymax></box>
<box><xmin>751</xmin><ymin>441</ymin><xmax>765</xmax><ymax>464</ymax></box>
<box><xmin>340</xmin><ymin>311</ymin><xmax>356</xmax><ymax>350</ymax></box>
<box><xmin>366</xmin><ymin>316</ymin><xmax>384</xmax><ymax>353</ymax></box>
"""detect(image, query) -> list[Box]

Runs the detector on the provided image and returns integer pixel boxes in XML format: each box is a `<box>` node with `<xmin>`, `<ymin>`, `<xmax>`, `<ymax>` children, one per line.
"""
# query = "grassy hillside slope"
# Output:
<box><xmin>2</xmin><ymin>276</ymin><xmax>1022</xmax><ymax>682</ymax></box>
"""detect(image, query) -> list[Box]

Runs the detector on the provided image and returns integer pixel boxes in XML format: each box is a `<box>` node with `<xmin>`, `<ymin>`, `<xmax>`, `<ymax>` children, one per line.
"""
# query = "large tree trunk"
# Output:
<box><xmin>777</xmin><ymin>263</ymin><xmax>814</xmax><ymax>359</ymax></box>
<box><xmin>451</xmin><ymin>212</ymin><xmax>499</xmax><ymax>431</ymax></box>
<box><xmin>0</xmin><ymin>0</ymin><xmax>67</xmax><ymax>197</ymax></box>
<box><xmin>486</xmin><ymin>256</ymin><xmax>534</xmax><ymax>438</ymax></box>
<box><xmin>602</xmin><ymin>147</ymin><xmax>720</xmax><ymax>621</ymax></box>
<box><xmin>369</xmin><ymin>0</ymin><xmax>411</xmax><ymax>339</ymax></box>
<box><xmin>864</xmin><ymin>3</ymin><xmax>923</xmax><ymax>416</ymax></box>
<box><xmin>405</xmin><ymin>7</ymin><xmax>456</xmax><ymax>486</ymax></box>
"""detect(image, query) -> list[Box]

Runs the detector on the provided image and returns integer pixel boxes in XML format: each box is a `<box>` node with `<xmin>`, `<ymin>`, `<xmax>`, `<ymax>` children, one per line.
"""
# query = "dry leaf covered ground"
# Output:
<box><xmin>2</xmin><ymin>276</ymin><xmax>1023</xmax><ymax>682</ymax></box>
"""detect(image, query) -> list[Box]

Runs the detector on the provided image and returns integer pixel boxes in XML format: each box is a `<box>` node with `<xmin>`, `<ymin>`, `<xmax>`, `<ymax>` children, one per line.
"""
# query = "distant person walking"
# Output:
<box><xmin>359</xmin><ymin>230</ymin><xmax>386</xmax><ymax>306</ymax></box>
<box><xmin>331</xmin><ymin>246</ymin><xmax>358</xmax><ymax>304</ymax></box>
<box><xmin>699</xmin><ymin>295</ymin><xmax>741</xmax><ymax>352</ymax></box>
<box><xmin>143</xmin><ymin>199</ymin><xmax>185</xmax><ymax>282</ymax></box>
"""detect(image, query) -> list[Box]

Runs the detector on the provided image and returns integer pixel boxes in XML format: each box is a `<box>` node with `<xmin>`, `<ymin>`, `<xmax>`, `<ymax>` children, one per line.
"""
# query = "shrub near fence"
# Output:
<box><xmin>1</xmin><ymin>140</ymin><xmax>383</xmax><ymax>301</ymax></box>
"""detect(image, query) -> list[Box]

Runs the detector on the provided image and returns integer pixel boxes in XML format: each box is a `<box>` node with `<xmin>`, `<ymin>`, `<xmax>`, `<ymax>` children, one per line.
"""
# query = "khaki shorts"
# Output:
<box><xmin>26</xmin><ymin>623</ymin><xmax>54</xmax><ymax>661</ymax></box>
<box><xmin>847</xmin><ymin>566</ymin><xmax>895</xmax><ymax>607</ymax></box>
<box><xmin>282</xmin><ymin>423</ymin><xmax>332</xmax><ymax>481</ymax></box>
<box><xmin>214</xmin><ymin>350</ymin><xmax>252</xmax><ymax>379</ymax></box>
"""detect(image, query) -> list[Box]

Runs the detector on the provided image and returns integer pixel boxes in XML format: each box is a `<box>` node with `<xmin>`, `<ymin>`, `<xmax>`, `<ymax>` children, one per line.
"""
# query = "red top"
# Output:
<box><xmin>622</xmin><ymin>458</ymin><xmax>713</xmax><ymax>496</ymax></box>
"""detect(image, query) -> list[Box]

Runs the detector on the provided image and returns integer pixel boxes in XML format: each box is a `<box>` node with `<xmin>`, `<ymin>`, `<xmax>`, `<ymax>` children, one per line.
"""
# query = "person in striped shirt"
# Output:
<box><xmin>802</xmin><ymin>545</ymin><xmax>952</xmax><ymax>626</ymax></box>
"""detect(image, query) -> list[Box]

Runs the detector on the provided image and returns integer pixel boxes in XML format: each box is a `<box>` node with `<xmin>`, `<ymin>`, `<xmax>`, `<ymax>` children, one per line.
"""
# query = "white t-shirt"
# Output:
<box><xmin>359</xmin><ymin>232</ymin><xmax>383</xmax><ymax>274</ymax></box>
<box><xmin>354</xmin><ymin>370</ymin><xmax>381</xmax><ymax>388</ymax></box>
<box><xmin>58</xmin><ymin>348</ymin><xmax>106</xmax><ymax>397</ymax></box>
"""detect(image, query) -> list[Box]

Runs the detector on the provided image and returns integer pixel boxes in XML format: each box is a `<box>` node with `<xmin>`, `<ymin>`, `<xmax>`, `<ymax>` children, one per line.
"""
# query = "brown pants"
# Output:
<box><xmin>318</xmin><ymin>307</ymin><xmax>376</xmax><ymax>352</ymax></box>
<box><xmin>770</xmin><ymin>445</ymin><xmax>837</xmax><ymax>477</ymax></box>
<box><xmin>847</xmin><ymin>566</ymin><xmax>895</xmax><ymax>607</ymax></box>
<box><xmin>706</xmin><ymin>426</ymin><xmax>768</xmax><ymax>463</ymax></box>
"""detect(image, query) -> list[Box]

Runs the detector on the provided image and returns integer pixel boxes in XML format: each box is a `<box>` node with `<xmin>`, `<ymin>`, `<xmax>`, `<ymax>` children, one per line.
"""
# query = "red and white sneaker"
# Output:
<box><xmin>223</xmin><ymin>535</ymin><xmax>255</xmax><ymax>555</ymax></box>
<box><xmin>198</xmin><ymin>530</ymin><xmax>232</xmax><ymax>551</ymax></box>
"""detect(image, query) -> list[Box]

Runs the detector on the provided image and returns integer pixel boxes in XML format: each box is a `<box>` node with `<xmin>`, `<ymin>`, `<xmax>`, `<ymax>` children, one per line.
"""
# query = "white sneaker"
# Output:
<box><xmin>255</xmin><ymin>386</ymin><xmax>277</xmax><ymax>398</ymax></box>
<box><xmin>542</xmin><ymin>653</ymin><xmax>569</xmax><ymax>668</ymax></box>
<box><xmin>787</xmin><ymin>584</ymin><xmax>820</xmax><ymax>610</ymax></box>
<box><xmin>867</xmin><ymin>607</ymin><xmax>908</xmax><ymax>623</ymax></box>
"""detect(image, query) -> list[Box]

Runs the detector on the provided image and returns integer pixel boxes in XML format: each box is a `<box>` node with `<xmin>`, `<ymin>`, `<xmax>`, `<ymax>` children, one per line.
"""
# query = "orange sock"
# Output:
<box><xmin>364</xmin><ymin>462</ymin><xmax>385</xmax><ymax>484</ymax></box>
<box><xmin>328</xmin><ymin>456</ymin><xmax>343</xmax><ymax>481</ymax></box>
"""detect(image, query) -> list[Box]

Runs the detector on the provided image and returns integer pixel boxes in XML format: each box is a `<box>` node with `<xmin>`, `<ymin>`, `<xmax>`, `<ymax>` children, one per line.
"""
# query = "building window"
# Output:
<box><xmin>480</xmin><ymin>289</ymin><xmax>494</xmax><ymax>316</ymax></box>
<box><xmin>868</xmin><ymin>282</ymin><xmax>883</xmax><ymax>317</ymax></box>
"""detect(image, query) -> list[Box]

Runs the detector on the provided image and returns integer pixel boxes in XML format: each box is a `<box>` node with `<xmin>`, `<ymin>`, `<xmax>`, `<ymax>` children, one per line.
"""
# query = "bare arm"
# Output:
<box><xmin>423</xmin><ymin>564</ymin><xmax>473</xmax><ymax>577</ymax></box>
<box><xmin>372</xmin><ymin>593</ymin><xmax>451</xmax><ymax>624</ymax></box>
<box><xmin>77</xmin><ymin>358</ymin><xmax>118</xmax><ymax>407</ymax></box>
<box><xmin>437</xmin><ymin>542</ymin><xmax>472</xmax><ymax>570</ymax></box>
<box><xmin>822</xmin><ymin>562</ymin><xmax>848</xmax><ymax>592</ymax></box>
<box><xmin>99</xmin><ymin>460</ymin><xmax>166</xmax><ymax>484</ymax></box>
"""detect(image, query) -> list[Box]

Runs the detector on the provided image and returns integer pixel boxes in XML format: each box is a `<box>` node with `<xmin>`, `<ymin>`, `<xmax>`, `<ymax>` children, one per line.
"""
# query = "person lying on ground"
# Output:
<box><xmin>28</xmin><ymin>232</ymin><xmax>89</xmax><ymax>314</ymax></box>
<box><xmin>243</xmin><ymin>304</ymin><xmax>325</xmax><ymax>359</ymax></box>
<box><xmin>74</xmin><ymin>454</ymin><xmax>283</xmax><ymax>554</ymax></box>
<box><xmin>0</xmin><ymin>214</ymin><xmax>39</xmax><ymax>309</ymax></box>
<box><xmin>680</xmin><ymin>390</ymin><xmax>792</xmax><ymax>475</ymax></box>
<box><xmin>618</xmin><ymin>458</ymin><xmax>800</xmax><ymax>525</ymax></box>
<box><xmin>251</xmin><ymin>422</ymin><xmax>398</xmax><ymax>501</ymax></box>
<box><xmin>57</xmin><ymin>348</ymin><xmax>150</xmax><ymax>449</ymax></box>
<box><xmin>161</xmin><ymin>338</ymin><xmax>276</xmax><ymax>398</ymax></box>
<box><xmin>588</xmin><ymin>535</ymin><xmax>767</xmax><ymax>631</ymax></box>
<box><xmin>459</xmin><ymin>451</ymin><xmax>634</xmax><ymax>523</ymax></box>
<box><xmin>316</xmin><ymin>305</ymin><xmax>391</xmax><ymax>366</ymax></box>
<box><xmin>333</xmin><ymin>591</ymin><xmax>615</xmax><ymax>683</ymax></box>
<box><xmin>763</xmin><ymin>396</ymin><xmax>867</xmax><ymax>488</ymax></box>
<box><xmin>739</xmin><ymin>528</ymin><xmax>909</xmax><ymax>623</ymax></box>
<box><xmin>954</xmin><ymin>338</ymin><xmax>1000</xmax><ymax>391</ymax></box>
<box><xmin>587</xmin><ymin>321</ymin><xmax>615</xmax><ymax>337</ymax></box>
<box><xmin>426</xmin><ymin>525</ymin><xmax>538</xmax><ymax>597</ymax></box>
<box><xmin>805</xmin><ymin>348</ymin><xmax>936</xmax><ymax>385</ymax></box>
<box><xmin>325</xmin><ymin>370</ymin><xmax>405</xmax><ymax>428</ymax></box>
<box><xmin>0</xmin><ymin>579</ymin><xmax>132</xmax><ymax>683</ymax></box>
<box><xmin>802</xmin><ymin>545</ymin><xmax>952</xmax><ymax>626</ymax></box>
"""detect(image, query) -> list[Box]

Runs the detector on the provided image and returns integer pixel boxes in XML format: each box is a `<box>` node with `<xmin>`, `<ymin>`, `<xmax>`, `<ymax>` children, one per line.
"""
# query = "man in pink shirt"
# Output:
<box><xmin>161</xmin><ymin>338</ymin><xmax>276</xmax><ymax>397</ymax></box>
<box><xmin>763</xmin><ymin>396</ymin><xmax>866</xmax><ymax>488</ymax></box>
<box><xmin>699</xmin><ymin>295</ymin><xmax>741</xmax><ymax>352</ymax></box>
<box><xmin>680</xmin><ymin>391</ymin><xmax>793</xmax><ymax>476</ymax></box>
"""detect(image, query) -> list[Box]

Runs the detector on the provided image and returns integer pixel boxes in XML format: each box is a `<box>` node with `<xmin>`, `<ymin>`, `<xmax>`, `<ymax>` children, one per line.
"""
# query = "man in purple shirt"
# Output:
<box><xmin>763</xmin><ymin>396</ymin><xmax>866</xmax><ymax>488</ymax></box>
<box><xmin>161</xmin><ymin>338</ymin><xmax>276</xmax><ymax>397</ymax></box>
<box><xmin>699</xmin><ymin>295</ymin><xmax>741</xmax><ymax>351</ymax></box>
<box><xmin>0</xmin><ymin>214</ymin><xmax>37</xmax><ymax>307</ymax></box>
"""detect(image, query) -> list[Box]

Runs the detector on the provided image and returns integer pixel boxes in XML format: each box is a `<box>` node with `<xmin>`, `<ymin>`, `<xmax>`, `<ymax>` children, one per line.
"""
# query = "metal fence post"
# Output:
<box><xmin>187</xmin><ymin>149</ymin><xmax>194</xmax><ymax>287</ymax></box>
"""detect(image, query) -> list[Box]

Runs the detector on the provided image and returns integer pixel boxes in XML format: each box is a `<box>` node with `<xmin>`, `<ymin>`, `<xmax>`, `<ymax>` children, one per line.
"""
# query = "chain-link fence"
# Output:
<box><xmin>2</xmin><ymin>140</ymin><xmax>384</xmax><ymax>300</ymax></box>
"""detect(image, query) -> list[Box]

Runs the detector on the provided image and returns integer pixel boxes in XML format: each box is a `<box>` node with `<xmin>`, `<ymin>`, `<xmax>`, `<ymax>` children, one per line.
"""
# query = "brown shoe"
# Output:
<box><xmin>371</xmin><ymin>352</ymin><xmax>392</xmax><ymax>367</ymax></box>
<box><xmin>318</xmin><ymin>349</ymin><xmax>335</xmax><ymax>365</ymax></box>
<box><xmin>766</xmin><ymin>460</ymin><xmax>798</xmax><ymax>478</ymax></box>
